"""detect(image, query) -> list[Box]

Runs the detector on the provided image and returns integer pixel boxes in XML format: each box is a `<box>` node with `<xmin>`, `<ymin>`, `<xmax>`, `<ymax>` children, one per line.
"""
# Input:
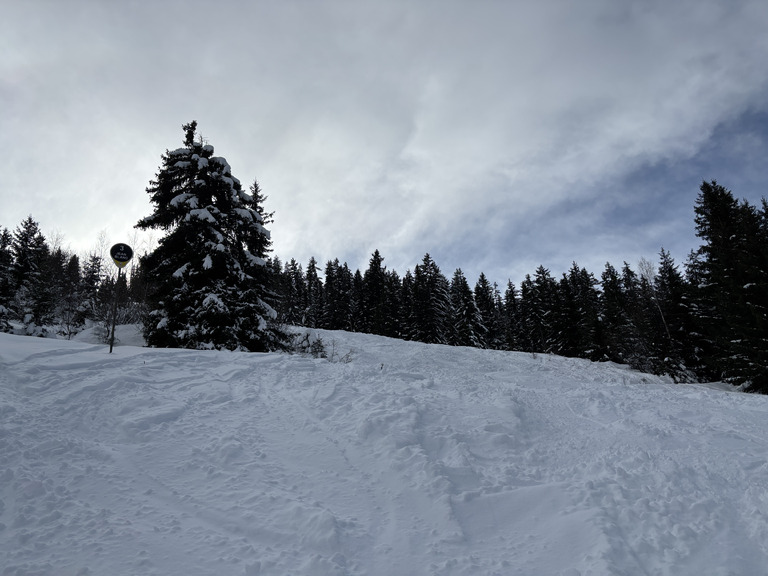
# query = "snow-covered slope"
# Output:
<box><xmin>1</xmin><ymin>329</ymin><xmax>767</xmax><ymax>576</ymax></box>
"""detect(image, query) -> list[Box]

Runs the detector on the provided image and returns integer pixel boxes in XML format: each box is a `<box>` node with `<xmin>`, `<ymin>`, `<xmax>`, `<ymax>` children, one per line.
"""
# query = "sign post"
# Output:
<box><xmin>109</xmin><ymin>243</ymin><xmax>134</xmax><ymax>353</ymax></box>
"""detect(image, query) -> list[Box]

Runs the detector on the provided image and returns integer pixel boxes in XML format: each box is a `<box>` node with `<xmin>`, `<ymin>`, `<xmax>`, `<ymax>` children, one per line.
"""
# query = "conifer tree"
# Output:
<box><xmin>474</xmin><ymin>273</ymin><xmax>500</xmax><ymax>348</ymax></box>
<box><xmin>689</xmin><ymin>181</ymin><xmax>768</xmax><ymax>390</ymax></box>
<box><xmin>503</xmin><ymin>280</ymin><xmax>520</xmax><ymax>351</ymax></box>
<box><xmin>79</xmin><ymin>252</ymin><xmax>105</xmax><ymax>323</ymax></box>
<box><xmin>383</xmin><ymin>269</ymin><xmax>403</xmax><ymax>338</ymax></box>
<box><xmin>557</xmin><ymin>263</ymin><xmax>600</xmax><ymax>359</ymax></box>
<box><xmin>247</xmin><ymin>178</ymin><xmax>283</xmax><ymax>318</ymax></box>
<box><xmin>348</xmin><ymin>269</ymin><xmax>365</xmax><ymax>333</ymax></box>
<box><xmin>411</xmin><ymin>253</ymin><xmax>451</xmax><ymax>344</ymax></box>
<box><xmin>55</xmin><ymin>253</ymin><xmax>83</xmax><ymax>338</ymax></box>
<box><xmin>619</xmin><ymin>262</ymin><xmax>655</xmax><ymax>372</ymax></box>
<box><xmin>321</xmin><ymin>259</ymin><xmax>339</xmax><ymax>330</ymax></box>
<box><xmin>724</xmin><ymin>199</ymin><xmax>768</xmax><ymax>391</ymax></box>
<box><xmin>264</xmin><ymin>256</ymin><xmax>285</xmax><ymax>320</ymax></box>
<box><xmin>517</xmin><ymin>274</ymin><xmax>536</xmax><ymax>352</ymax></box>
<box><xmin>362</xmin><ymin>249</ymin><xmax>388</xmax><ymax>335</ymax></box>
<box><xmin>490</xmin><ymin>282</ymin><xmax>506</xmax><ymax>350</ymax></box>
<box><xmin>0</xmin><ymin>228</ymin><xmax>13</xmax><ymax>332</ymax></box>
<box><xmin>123</xmin><ymin>254</ymin><xmax>148</xmax><ymax>324</ymax></box>
<box><xmin>322</xmin><ymin>259</ymin><xmax>353</xmax><ymax>330</ymax></box>
<box><xmin>304</xmin><ymin>256</ymin><xmax>323</xmax><ymax>328</ymax></box>
<box><xmin>10</xmin><ymin>216</ymin><xmax>53</xmax><ymax>335</ymax></box>
<box><xmin>518</xmin><ymin>266</ymin><xmax>559</xmax><ymax>353</ymax></box>
<box><xmin>449</xmin><ymin>268</ymin><xmax>486</xmax><ymax>347</ymax></box>
<box><xmin>400</xmin><ymin>269</ymin><xmax>416</xmax><ymax>340</ymax></box>
<box><xmin>136</xmin><ymin>121</ymin><xmax>284</xmax><ymax>351</ymax></box>
<box><xmin>280</xmin><ymin>259</ymin><xmax>307</xmax><ymax>326</ymax></box>
<box><xmin>648</xmin><ymin>249</ymin><xmax>690</xmax><ymax>379</ymax></box>
<box><xmin>339</xmin><ymin>262</ymin><xmax>356</xmax><ymax>331</ymax></box>
<box><xmin>599</xmin><ymin>262</ymin><xmax>630</xmax><ymax>362</ymax></box>
<box><xmin>688</xmin><ymin>181</ymin><xmax>741</xmax><ymax>380</ymax></box>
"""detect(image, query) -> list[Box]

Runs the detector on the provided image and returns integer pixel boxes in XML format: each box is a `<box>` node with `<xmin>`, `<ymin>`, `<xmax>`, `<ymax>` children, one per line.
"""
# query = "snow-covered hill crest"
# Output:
<box><xmin>1</xmin><ymin>329</ymin><xmax>767</xmax><ymax>576</ymax></box>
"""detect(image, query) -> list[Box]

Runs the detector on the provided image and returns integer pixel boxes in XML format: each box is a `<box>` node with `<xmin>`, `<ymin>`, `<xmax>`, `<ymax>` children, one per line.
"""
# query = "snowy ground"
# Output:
<box><xmin>1</xmin><ymin>327</ymin><xmax>767</xmax><ymax>576</ymax></box>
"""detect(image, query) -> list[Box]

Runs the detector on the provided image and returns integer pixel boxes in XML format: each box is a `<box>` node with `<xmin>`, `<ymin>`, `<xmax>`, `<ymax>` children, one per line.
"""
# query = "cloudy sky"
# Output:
<box><xmin>2</xmin><ymin>0</ymin><xmax>768</xmax><ymax>286</ymax></box>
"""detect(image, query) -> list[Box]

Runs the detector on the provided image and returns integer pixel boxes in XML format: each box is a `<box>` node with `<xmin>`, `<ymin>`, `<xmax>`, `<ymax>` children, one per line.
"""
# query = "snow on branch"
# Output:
<box><xmin>211</xmin><ymin>157</ymin><xmax>232</xmax><ymax>175</ymax></box>
<box><xmin>173</xmin><ymin>263</ymin><xmax>190</xmax><ymax>278</ymax></box>
<box><xmin>186</xmin><ymin>208</ymin><xmax>217</xmax><ymax>223</ymax></box>
<box><xmin>244</xmin><ymin>251</ymin><xmax>266</xmax><ymax>267</ymax></box>
<box><xmin>233</xmin><ymin>208</ymin><xmax>254</xmax><ymax>221</ymax></box>
<box><xmin>170</xmin><ymin>193</ymin><xmax>199</xmax><ymax>208</ymax></box>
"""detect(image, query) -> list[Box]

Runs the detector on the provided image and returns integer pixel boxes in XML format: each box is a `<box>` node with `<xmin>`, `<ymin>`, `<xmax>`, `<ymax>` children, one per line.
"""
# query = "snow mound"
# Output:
<box><xmin>1</xmin><ymin>329</ymin><xmax>767</xmax><ymax>576</ymax></box>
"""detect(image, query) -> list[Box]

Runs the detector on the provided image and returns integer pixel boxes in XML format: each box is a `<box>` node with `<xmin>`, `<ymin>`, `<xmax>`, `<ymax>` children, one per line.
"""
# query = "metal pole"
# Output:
<box><xmin>109</xmin><ymin>267</ymin><xmax>122</xmax><ymax>353</ymax></box>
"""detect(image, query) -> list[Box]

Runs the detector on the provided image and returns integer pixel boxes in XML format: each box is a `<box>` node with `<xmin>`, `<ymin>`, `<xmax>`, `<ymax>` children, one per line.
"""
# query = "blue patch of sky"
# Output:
<box><xmin>602</xmin><ymin>107</ymin><xmax>768</xmax><ymax>247</ymax></box>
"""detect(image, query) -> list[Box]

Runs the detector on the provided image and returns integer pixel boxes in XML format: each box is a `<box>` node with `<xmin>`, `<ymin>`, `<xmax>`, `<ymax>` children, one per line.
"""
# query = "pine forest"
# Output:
<box><xmin>1</xmin><ymin>124</ymin><xmax>766</xmax><ymax>394</ymax></box>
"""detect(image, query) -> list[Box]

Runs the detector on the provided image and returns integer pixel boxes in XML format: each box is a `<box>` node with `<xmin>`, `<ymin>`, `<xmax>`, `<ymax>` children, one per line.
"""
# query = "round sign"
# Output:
<box><xmin>110</xmin><ymin>243</ymin><xmax>134</xmax><ymax>268</ymax></box>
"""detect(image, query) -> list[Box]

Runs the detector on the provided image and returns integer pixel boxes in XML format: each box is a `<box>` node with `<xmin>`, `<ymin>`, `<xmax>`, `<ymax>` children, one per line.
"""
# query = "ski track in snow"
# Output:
<box><xmin>1</xmin><ymin>328</ymin><xmax>768</xmax><ymax>576</ymax></box>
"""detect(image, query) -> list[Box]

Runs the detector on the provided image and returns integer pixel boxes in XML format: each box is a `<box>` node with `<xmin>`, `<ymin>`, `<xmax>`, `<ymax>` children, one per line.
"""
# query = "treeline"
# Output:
<box><xmin>267</xmin><ymin>180</ymin><xmax>768</xmax><ymax>393</ymax></box>
<box><xmin>1</xmin><ymin>181</ymin><xmax>766</xmax><ymax>392</ymax></box>
<box><xmin>0</xmin><ymin>217</ymin><xmax>143</xmax><ymax>340</ymax></box>
<box><xmin>266</xmin><ymin>251</ymin><xmax>686</xmax><ymax>371</ymax></box>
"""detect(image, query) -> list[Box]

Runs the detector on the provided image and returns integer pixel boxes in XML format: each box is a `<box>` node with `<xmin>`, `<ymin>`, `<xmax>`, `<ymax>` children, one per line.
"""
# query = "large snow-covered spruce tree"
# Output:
<box><xmin>136</xmin><ymin>122</ymin><xmax>285</xmax><ymax>352</ymax></box>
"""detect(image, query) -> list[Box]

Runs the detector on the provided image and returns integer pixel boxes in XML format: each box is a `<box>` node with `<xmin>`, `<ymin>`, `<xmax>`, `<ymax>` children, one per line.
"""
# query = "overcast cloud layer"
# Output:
<box><xmin>2</xmin><ymin>0</ymin><xmax>768</xmax><ymax>285</ymax></box>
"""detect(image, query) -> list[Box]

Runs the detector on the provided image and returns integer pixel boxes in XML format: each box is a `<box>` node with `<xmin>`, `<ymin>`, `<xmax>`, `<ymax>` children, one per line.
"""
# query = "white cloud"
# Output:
<box><xmin>1</xmin><ymin>0</ymin><xmax>767</xmax><ymax>284</ymax></box>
